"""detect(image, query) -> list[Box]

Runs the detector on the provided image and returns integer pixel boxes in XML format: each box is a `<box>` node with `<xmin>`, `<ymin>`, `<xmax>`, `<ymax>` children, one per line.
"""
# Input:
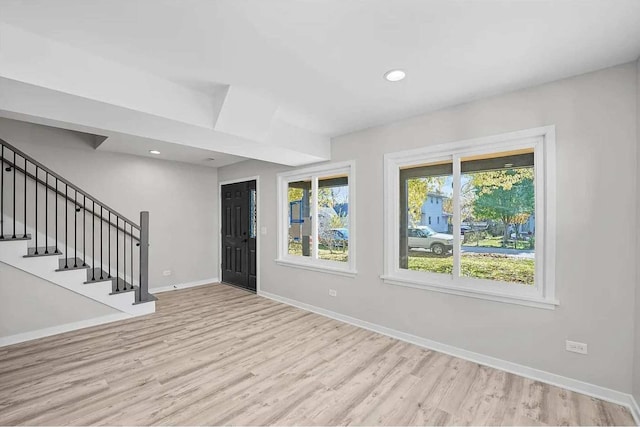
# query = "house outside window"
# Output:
<box><xmin>421</xmin><ymin>192</ymin><xmax>449</xmax><ymax>233</ymax></box>
<box><xmin>277</xmin><ymin>161</ymin><xmax>356</xmax><ymax>277</ymax></box>
<box><xmin>382</xmin><ymin>126</ymin><xmax>557</xmax><ymax>309</ymax></box>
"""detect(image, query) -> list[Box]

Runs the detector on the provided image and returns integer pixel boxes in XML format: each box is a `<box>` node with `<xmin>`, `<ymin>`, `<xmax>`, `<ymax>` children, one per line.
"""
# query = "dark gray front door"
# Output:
<box><xmin>221</xmin><ymin>180</ymin><xmax>257</xmax><ymax>291</ymax></box>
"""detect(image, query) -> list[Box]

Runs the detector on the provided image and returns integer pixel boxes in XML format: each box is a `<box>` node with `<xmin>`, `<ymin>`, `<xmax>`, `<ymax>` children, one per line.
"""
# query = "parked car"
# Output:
<box><xmin>408</xmin><ymin>226</ymin><xmax>454</xmax><ymax>255</ymax></box>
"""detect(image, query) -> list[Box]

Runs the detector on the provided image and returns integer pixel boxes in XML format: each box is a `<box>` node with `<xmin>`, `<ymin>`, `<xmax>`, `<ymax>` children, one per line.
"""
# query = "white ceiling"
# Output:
<box><xmin>1</xmin><ymin>0</ymin><xmax>640</xmax><ymax>138</ymax></box>
<box><xmin>95</xmin><ymin>134</ymin><xmax>246</xmax><ymax>169</ymax></box>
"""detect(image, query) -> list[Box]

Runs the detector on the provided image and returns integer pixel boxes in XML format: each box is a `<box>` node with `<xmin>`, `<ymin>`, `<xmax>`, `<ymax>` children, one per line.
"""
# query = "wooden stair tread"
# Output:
<box><xmin>55</xmin><ymin>257</ymin><xmax>90</xmax><ymax>271</ymax></box>
<box><xmin>0</xmin><ymin>234</ymin><xmax>31</xmax><ymax>241</ymax></box>
<box><xmin>24</xmin><ymin>246</ymin><xmax>61</xmax><ymax>257</ymax></box>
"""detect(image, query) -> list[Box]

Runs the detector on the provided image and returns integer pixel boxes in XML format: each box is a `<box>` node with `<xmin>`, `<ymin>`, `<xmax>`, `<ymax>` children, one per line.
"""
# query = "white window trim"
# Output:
<box><xmin>276</xmin><ymin>160</ymin><xmax>357</xmax><ymax>277</ymax></box>
<box><xmin>381</xmin><ymin>126</ymin><xmax>558</xmax><ymax>309</ymax></box>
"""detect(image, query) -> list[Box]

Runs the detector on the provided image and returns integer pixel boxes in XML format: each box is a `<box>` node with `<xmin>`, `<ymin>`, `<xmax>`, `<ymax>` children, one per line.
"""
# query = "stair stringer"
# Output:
<box><xmin>2</xmin><ymin>213</ymin><xmax>146</xmax><ymax>285</ymax></box>
<box><xmin>0</xmin><ymin>230</ymin><xmax>154</xmax><ymax>316</ymax></box>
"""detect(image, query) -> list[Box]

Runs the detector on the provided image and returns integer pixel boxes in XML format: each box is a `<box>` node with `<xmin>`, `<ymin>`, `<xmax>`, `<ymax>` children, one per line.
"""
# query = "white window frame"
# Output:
<box><xmin>381</xmin><ymin>126</ymin><xmax>557</xmax><ymax>309</ymax></box>
<box><xmin>276</xmin><ymin>160</ymin><xmax>356</xmax><ymax>277</ymax></box>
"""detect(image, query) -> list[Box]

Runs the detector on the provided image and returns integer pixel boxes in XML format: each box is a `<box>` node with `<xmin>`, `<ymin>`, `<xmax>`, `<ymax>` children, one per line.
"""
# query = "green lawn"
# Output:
<box><xmin>288</xmin><ymin>242</ymin><xmax>348</xmax><ymax>263</ymax></box>
<box><xmin>287</xmin><ymin>241</ymin><xmax>532</xmax><ymax>284</ymax></box>
<box><xmin>462</xmin><ymin>235</ymin><xmax>533</xmax><ymax>250</ymax></box>
<box><xmin>408</xmin><ymin>251</ymin><xmax>534</xmax><ymax>285</ymax></box>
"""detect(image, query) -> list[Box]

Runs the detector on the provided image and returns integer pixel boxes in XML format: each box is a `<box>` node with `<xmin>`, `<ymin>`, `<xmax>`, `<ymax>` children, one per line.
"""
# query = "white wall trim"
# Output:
<box><xmin>259</xmin><ymin>290</ymin><xmax>639</xmax><ymax>420</ymax></box>
<box><xmin>381</xmin><ymin>275</ymin><xmax>558</xmax><ymax>310</ymax></box>
<box><xmin>0</xmin><ymin>312</ymin><xmax>132</xmax><ymax>348</ymax></box>
<box><xmin>218</xmin><ymin>175</ymin><xmax>261</xmax><ymax>293</ymax></box>
<box><xmin>630</xmin><ymin>395</ymin><xmax>640</xmax><ymax>426</ymax></box>
<box><xmin>382</xmin><ymin>125</ymin><xmax>556</xmax><ymax>309</ymax></box>
<box><xmin>151</xmin><ymin>277</ymin><xmax>220</xmax><ymax>294</ymax></box>
<box><xmin>276</xmin><ymin>160</ymin><xmax>357</xmax><ymax>275</ymax></box>
<box><xmin>275</xmin><ymin>259</ymin><xmax>357</xmax><ymax>277</ymax></box>
<box><xmin>0</xmin><ymin>236</ymin><xmax>153</xmax><ymax>316</ymax></box>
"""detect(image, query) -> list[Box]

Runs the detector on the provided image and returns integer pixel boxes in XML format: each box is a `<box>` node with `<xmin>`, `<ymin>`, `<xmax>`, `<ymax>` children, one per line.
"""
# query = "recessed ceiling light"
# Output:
<box><xmin>149</xmin><ymin>150</ymin><xmax>161</xmax><ymax>155</ymax></box>
<box><xmin>384</xmin><ymin>69</ymin><xmax>406</xmax><ymax>82</ymax></box>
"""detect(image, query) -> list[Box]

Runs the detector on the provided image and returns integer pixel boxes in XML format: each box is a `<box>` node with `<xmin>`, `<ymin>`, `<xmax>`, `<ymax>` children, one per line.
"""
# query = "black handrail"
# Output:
<box><xmin>0</xmin><ymin>138</ymin><xmax>151</xmax><ymax>303</ymax></box>
<box><xmin>0</xmin><ymin>138</ymin><xmax>140</xmax><ymax>230</ymax></box>
<box><xmin>0</xmin><ymin>156</ymin><xmax>139</xmax><ymax>241</ymax></box>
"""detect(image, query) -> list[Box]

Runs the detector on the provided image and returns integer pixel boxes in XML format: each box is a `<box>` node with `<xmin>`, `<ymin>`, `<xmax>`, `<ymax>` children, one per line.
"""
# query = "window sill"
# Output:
<box><xmin>380</xmin><ymin>275</ymin><xmax>559</xmax><ymax>310</ymax></box>
<box><xmin>275</xmin><ymin>259</ymin><xmax>357</xmax><ymax>278</ymax></box>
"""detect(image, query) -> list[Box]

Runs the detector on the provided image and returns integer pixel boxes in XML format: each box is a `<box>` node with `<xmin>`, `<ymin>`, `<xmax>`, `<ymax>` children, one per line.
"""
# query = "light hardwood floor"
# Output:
<box><xmin>0</xmin><ymin>283</ymin><xmax>635</xmax><ymax>426</ymax></box>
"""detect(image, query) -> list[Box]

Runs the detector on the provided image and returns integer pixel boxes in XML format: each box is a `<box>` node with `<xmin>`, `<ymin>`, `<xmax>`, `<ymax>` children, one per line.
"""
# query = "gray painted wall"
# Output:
<box><xmin>634</xmin><ymin>58</ymin><xmax>640</xmax><ymax>404</ymax></box>
<box><xmin>220</xmin><ymin>62</ymin><xmax>638</xmax><ymax>393</ymax></box>
<box><xmin>0</xmin><ymin>262</ymin><xmax>117</xmax><ymax>336</ymax></box>
<box><xmin>0</xmin><ymin>118</ymin><xmax>219</xmax><ymax>290</ymax></box>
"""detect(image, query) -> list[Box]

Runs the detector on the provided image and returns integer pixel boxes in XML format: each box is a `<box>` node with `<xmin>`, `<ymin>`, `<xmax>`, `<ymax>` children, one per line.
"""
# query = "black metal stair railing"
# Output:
<box><xmin>0</xmin><ymin>138</ymin><xmax>152</xmax><ymax>304</ymax></box>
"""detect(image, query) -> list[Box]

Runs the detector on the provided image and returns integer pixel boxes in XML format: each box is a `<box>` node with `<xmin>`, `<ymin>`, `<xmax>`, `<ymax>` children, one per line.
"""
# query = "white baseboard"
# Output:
<box><xmin>0</xmin><ymin>278</ymin><xmax>216</xmax><ymax>348</ymax></box>
<box><xmin>0</xmin><ymin>312</ymin><xmax>133</xmax><ymax>348</ymax></box>
<box><xmin>259</xmin><ymin>290</ymin><xmax>639</xmax><ymax>422</ymax></box>
<box><xmin>630</xmin><ymin>395</ymin><xmax>640</xmax><ymax>426</ymax></box>
<box><xmin>151</xmin><ymin>277</ymin><xmax>219</xmax><ymax>294</ymax></box>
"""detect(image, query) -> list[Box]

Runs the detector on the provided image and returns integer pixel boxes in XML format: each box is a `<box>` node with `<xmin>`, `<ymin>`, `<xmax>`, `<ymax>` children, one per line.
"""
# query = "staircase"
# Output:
<box><xmin>0</xmin><ymin>137</ymin><xmax>155</xmax><ymax>316</ymax></box>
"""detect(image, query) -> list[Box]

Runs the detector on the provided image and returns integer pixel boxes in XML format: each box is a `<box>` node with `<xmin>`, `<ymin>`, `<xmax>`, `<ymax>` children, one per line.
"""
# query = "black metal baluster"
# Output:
<box><xmin>54</xmin><ymin>178</ymin><xmax>58</xmax><ymax>253</ymax></box>
<box><xmin>23</xmin><ymin>157</ymin><xmax>27</xmax><ymax>238</ymax></box>
<box><xmin>82</xmin><ymin>195</ymin><xmax>86</xmax><ymax>266</ymax></box>
<box><xmin>34</xmin><ymin>166</ymin><xmax>38</xmax><ymax>254</ymax></box>
<box><xmin>74</xmin><ymin>190</ymin><xmax>77</xmax><ymax>267</ymax></box>
<box><xmin>12</xmin><ymin>151</ymin><xmax>16</xmax><ymax>239</ymax></box>
<box><xmin>116</xmin><ymin>217</ymin><xmax>119</xmax><ymax>292</ymax></box>
<box><xmin>64</xmin><ymin>184</ymin><xmax>68</xmax><ymax>269</ymax></box>
<box><xmin>108</xmin><ymin>211</ymin><xmax>111</xmax><ymax>278</ymax></box>
<box><xmin>1</xmin><ymin>145</ymin><xmax>4</xmax><ymax>239</ymax></box>
<box><xmin>100</xmin><ymin>206</ymin><xmax>103</xmax><ymax>280</ymax></box>
<box><xmin>45</xmin><ymin>173</ymin><xmax>48</xmax><ymax>254</ymax></box>
<box><xmin>92</xmin><ymin>200</ymin><xmax>95</xmax><ymax>281</ymax></box>
<box><xmin>123</xmin><ymin>221</ymin><xmax>126</xmax><ymax>290</ymax></box>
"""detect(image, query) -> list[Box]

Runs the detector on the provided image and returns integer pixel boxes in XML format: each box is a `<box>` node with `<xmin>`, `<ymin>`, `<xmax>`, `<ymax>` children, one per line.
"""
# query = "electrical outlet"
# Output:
<box><xmin>162</xmin><ymin>270</ymin><xmax>172</xmax><ymax>277</ymax></box>
<box><xmin>566</xmin><ymin>340</ymin><xmax>588</xmax><ymax>355</ymax></box>
<box><xmin>329</xmin><ymin>289</ymin><xmax>337</xmax><ymax>297</ymax></box>
<box><xmin>261</xmin><ymin>226</ymin><xmax>267</xmax><ymax>235</ymax></box>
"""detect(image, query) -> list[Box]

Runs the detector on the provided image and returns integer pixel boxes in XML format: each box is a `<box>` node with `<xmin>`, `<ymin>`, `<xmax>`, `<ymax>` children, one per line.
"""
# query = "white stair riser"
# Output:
<box><xmin>2</xmin><ymin>214</ymin><xmax>140</xmax><ymax>286</ymax></box>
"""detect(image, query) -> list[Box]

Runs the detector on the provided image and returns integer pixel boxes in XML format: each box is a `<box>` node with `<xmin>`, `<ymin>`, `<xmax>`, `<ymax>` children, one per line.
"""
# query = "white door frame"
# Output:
<box><xmin>218</xmin><ymin>175</ymin><xmax>261</xmax><ymax>293</ymax></box>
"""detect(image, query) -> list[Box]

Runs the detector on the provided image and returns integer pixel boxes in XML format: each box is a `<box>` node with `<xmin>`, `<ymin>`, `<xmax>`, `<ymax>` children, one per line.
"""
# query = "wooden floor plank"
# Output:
<box><xmin>0</xmin><ymin>283</ymin><xmax>634</xmax><ymax>426</ymax></box>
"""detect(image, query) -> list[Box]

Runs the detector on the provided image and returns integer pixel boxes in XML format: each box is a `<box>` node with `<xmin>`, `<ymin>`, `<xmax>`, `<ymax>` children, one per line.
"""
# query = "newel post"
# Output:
<box><xmin>138</xmin><ymin>211</ymin><xmax>150</xmax><ymax>302</ymax></box>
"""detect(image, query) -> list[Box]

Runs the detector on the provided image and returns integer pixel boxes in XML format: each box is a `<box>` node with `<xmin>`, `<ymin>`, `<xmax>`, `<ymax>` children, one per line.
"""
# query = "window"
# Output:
<box><xmin>277</xmin><ymin>161</ymin><xmax>356</xmax><ymax>276</ymax></box>
<box><xmin>382</xmin><ymin>126</ymin><xmax>556</xmax><ymax>309</ymax></box>
<box><xmin>250</xmin><ymin>189</ymin><xmax>257</xmax><ymax>239</ymax></box>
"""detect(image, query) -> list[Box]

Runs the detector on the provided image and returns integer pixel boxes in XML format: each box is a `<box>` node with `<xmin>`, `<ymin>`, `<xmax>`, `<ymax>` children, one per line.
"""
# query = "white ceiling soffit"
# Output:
<box><xmin>0</xmin><ymin>22</ymin><xmax>330</xmax><ymax>167</ymax></box>
<box><xmin>96</xmin><ymin>134</ymin><xmax>247</xmax><ymax>169</ymax></box>
<box><xmin>0</xmin><ymin>110</ymin><xmax>246</xmax><ymax>168</ymax></box>
<box><xmin>0</xmin><ymin>0</ymin><xmax>640</xmax><ymax>136</ymax></box>
<box><xmin>1</xmin><ymin>0</ymin><xmax>640</xmax><ymax>140</ymax></box>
